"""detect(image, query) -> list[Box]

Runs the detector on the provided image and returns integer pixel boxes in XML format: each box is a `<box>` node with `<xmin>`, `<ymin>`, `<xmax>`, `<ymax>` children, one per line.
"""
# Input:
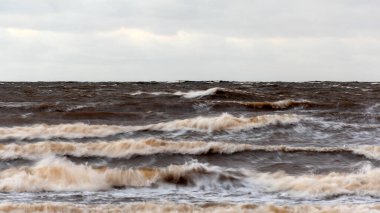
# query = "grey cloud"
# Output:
<box><xmin>0</xmin><ymin>0</ymin><xmax>379</xmax><ymax>81</ymax></box>
<box><xmin>1</xmin><ymin>0</ymin><xmax>380</xmax><ymax>36</ymax></box>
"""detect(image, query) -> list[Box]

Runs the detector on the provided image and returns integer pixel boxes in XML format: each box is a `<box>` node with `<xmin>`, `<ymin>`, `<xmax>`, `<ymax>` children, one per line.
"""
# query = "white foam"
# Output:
<box><xmin>139</xmin><ymin>113</ymin><xmax>301</xmax><ymax>132</ymax></box>
<box><xmin>1</xmin><ymin>140</ymin><xmax>380</xmax><ymax>161</ymax></box>
<box><xmin>174</xmin><ymin>87</ymin><xmax>221</xmax><ymax>98</ymax></box>
<box><xmin>0</xmin><ymin>113</ymin><xmax>302</xmax><ymax>140</ymax></box>
<box><xmin>251</xmin><ymin>165</ymin><xmax>380</xmax><ymax>197</ymax></box>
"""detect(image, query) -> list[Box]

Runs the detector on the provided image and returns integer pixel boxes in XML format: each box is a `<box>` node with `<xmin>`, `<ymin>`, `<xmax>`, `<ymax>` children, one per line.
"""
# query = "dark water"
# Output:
<box><xmin>0</xmin><ymin>82</ymin><xmax>380</xmax><ymax>211</ymax></box>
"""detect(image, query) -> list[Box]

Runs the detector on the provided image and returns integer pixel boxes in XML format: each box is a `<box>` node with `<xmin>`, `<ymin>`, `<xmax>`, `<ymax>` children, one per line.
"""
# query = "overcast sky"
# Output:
<box><xmin>0</xmin><ymin>0</ymin><xmax>379</xmax><ymax>81</ymax></box>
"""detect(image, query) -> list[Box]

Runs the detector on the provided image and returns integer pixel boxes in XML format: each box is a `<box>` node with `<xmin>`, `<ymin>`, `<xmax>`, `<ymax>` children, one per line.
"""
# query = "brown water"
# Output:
<box><xmin>1</xmin><ymin>82</ymin><xmax>380</xmax><ymax>212</ymax></box>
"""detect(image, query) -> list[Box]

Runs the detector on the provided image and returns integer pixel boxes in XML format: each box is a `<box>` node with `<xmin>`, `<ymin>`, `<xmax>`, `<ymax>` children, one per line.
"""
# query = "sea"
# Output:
<box><xmin>0</xmin><ymin>81</ymin><xmax>380</xmax><ymax>212</ymax></box>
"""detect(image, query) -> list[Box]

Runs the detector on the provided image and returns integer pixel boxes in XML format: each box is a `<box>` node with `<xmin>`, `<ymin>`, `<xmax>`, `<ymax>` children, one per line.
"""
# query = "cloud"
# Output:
<box><xmin>0</xmin><ymin>0</ymin><xmax>379</xmax><ymax>81</ymax></box>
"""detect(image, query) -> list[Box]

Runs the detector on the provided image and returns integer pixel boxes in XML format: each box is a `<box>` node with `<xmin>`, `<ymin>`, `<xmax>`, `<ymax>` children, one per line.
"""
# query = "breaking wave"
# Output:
<box><xmin>140</xmin><ymin>113</ymin><xmax>301</xmax><ymax>132</ymax></box>
<box><xmin>0</xmin><ymin>113</ymin><xmax>301</xmax><ymax>140</ymax></box>
<box><xmin>174</xmin><ymin>87</ymin><xmax>223</xmax><ymax>98</ymax></box>
<box><xmin>0</xmin><ymin>157</ymin><xmax>242</xmax><ymax>192</ymax></box>
<box><xmin>0</xmin><ymin>139</ymin><xmax>252</xmax><ymax>160</ymax></box>
<box><xmin>2</xmin><ymin>156</ymin><xmax>380</xmax><ymax>198</ymax></box>
<box><xmin>2</xmin><ymin>156</ymin><xmax>380</xmax><ymax>199</ymax></box>
<box><xmin>0</xmin><ymin>123</ymin><xmax>128</xmax><ymax>140</ymax></box>
<box><xmin>1</xmin><ymin>202</ymin><xmax>379</xmax><ymax>213</ymax></box>
<box><xmin>174</xmin><ymin>87</ymin><xmax>252</xmax><ymax>99</ymax></box>
<box><xmin>252</xmin><ymin>165</ymin><xmax>380</xmax><ymax>197</ymax></box>
<box><xmin>129</xmin><ymin>87</ymin><xmax>252</xmax><ymax>99</ymax></box>
<box><xmin>1</xmin><ymin>139</ymin><xmax>380</xmax><ymax>161</ymax></box>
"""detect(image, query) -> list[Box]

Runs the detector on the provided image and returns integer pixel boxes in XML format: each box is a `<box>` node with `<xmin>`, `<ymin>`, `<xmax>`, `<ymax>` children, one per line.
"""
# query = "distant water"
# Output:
<box><xmin>1</xmin><ymin>82</ymin><xmax>380</xmax><ymax>212</ymax></box>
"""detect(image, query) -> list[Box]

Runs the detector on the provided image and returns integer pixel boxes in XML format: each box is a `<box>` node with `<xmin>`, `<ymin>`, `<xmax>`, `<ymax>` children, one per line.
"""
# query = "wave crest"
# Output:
<box><xmin>2</xmin><ymin>156</ymin><xmax>380</xmax><ymax>197</ymax></box>
<box><xmin>0</xmin><ymin>139</ymin><xmax>252</xmax><ymax>160</ymax></box>
<box><xmin>141</xmin><ymin>113</ymin><xmax>301</xmax><ymax>132</ymax></box>
<box><xmin>252</xmin><ymin>165</ymin><xmax>380</xmax><ymax>197</ymax></box>
<box><xmin>0</xmin><ymin>123</ymin><xmax>127</xmax><ymax>140</ymax></box>
<box><xmin>0</xmin><ymin>157</ymin><xmax>241</xmax><ymax>192</ymax></box>
<box><xmin>174</xmin><ymin>87</ymin><xmax>253</xmax><ymax>99</ymax></box>
<box><xmin>238</xmin><ymin>99</ymin><xmax>316</xmax><ymax>109</ymax></box>
<box><xmin>129</xmin><ymin>87</ymin><xmax>246</xmax><ymax>99</ymax></box>
<box><xmin>0</xmin><ymin>113</ymin><xmax>301</xmax><ymax>140</ymax></box>
<box><xmin>1</xmin><ymin>139</ymin><xmax>380</xmax><ymax>161</ymax></box>
<box><xmin>174</xmin><ymin>87</ymin><xmax>222</xmax><ymax>98</ymax></box>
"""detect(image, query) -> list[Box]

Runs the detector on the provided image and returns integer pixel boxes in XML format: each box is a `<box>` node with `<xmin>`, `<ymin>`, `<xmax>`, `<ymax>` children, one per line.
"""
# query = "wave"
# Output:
<box><xmin>129</xmin><ymin>87</ymin><xmax>252</xmax><ymax>99</ymax></box>
<box><xmin>174</xmin><ymin>87</ymin><xmax>252</xmax><ymax>99</ymax></box>
<box><xmin>0</xmin><ymin>157</ymin><xmax>243</xmax><ymax>192</ymax></box>
<box><xmin>0</xmin><ymin>139</ymin><xmax>253</xmax><ymax>160</ymax></box>
<box><xmin>0</xmin><ymin>102</ymin><xmax>37</xmax><ymax>108</ymax></box>
<box><xmin>224</xmin><ymin>144</ymin><xmax>380</xmax><ymax>162</ymax></box>
<box><xmin>129</xmin><ymin>91</ymin><xmax>173</xmax><ymax>96</ymax></box>
<box><xmin>174</xmin><ymin>87</ymin><xmax>222</xmax><ymax>98</ymax></box>
<box><xmin>234</xmin><ymin>99</ymin><xmax>317</xmax><ymax>109</ymax></box>
<box><xmin>2</xmin><ymin>139</ymin><xmax>380</xmax><ymax>161</ymax></box>
<box><xmin>140</xmin><ymin>113</ymin><xmax>301</xmax><ymax>132</ymax></box>
<box><xmin>2</xmin><ymin>156</ymin><xmax>380</xmax><ymax>197</ymax></box>
<box><xmin>210</xmin><ymin>99</ymin><xmax>318</xmax><ymax>110</ymax></box>
<box><xmin>353</xmin><ymin>145</ymin><xmax>380</xmax><ymax>160</ymax></box>
<box><xmin>0</xmin><ymin>113</ymin><xmax>301</xmax><ymax>140</ymax></box>
<box><xmin>0</xmin><ymin>123</ymin><xmax>128</xmax><ymax>140</ymax></box>
<box><xmin>1</xmin><ymin>202</ymin><xmax>379</xmax><ymax>213</ymax></box>
<box><xmin>251</xmin><ymin>165</ymin><xmax>380</xmax><ymax>197</ymax></box>
<box><xmin>128</xmin><ymin>88</ymin><xmax>223</xmax><ymax>98</ymax></box>
<box><xmin>0</xmin><ymin>102</ymin><xmax>98</xmax><ymax>112</ymax></box>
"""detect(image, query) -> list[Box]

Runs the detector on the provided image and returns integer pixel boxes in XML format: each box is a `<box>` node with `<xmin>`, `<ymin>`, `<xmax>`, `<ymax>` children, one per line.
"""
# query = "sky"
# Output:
<box><xmin>0</xmin><ymin>0</ymin><xmax>379</xmax><ymax>81</ymax></box>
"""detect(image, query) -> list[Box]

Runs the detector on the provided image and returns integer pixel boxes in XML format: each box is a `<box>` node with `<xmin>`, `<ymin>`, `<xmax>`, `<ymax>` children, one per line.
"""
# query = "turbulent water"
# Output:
<box><xmin>1</xmin><ymin>81</ymin><xmax>380</xmax><ymax>212</ymax></box>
